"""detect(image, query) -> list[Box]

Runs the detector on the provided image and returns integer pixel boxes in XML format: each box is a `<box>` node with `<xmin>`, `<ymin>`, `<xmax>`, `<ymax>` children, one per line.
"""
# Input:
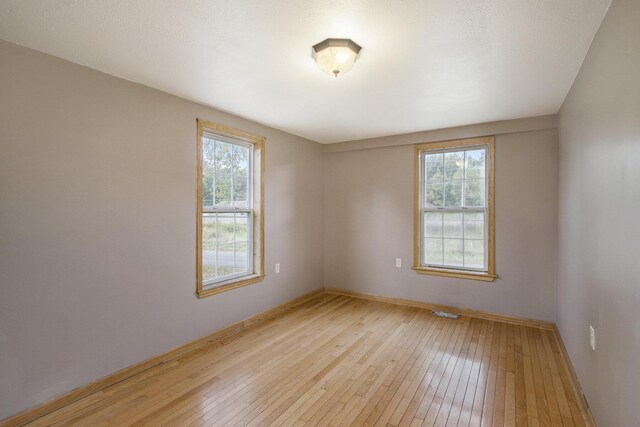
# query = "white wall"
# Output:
<box><xmin>0</xmin><ymin>40</ymin><xmax>324</xmax><ymax>419</ymax></box>
<box><xmin>557</xmin><ymin>0</ymin><xmax>640</xmax><ymax>425</ymax></box>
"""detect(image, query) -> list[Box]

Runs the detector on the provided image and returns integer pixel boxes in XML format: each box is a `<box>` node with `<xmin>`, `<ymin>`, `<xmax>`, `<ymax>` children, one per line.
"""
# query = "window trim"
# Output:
<box><xmin>413</xmin><ymin>136</ymin><xmax>496</xmax><ymax>282</ymax></box>
<box><xmin>196</xmin><ymin>119</ymin><xmax>265</xmax><ymax>298</ymax></box>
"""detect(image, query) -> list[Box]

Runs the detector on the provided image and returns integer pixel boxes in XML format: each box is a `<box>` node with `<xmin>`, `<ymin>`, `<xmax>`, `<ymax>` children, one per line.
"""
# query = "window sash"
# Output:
<box><xmin>201</xmin><ymin>211</ymin><xmax>254</xmax><ymax>287</ymax></box>
<box><xmin>419</xmin><ymin>146</ymin><xmax>489</xmax><ymax>272</ymax></box>
<box><xmin>201</xmin><ymin>135</ymin><xmax>255</xmax><ymax>288</ymax></box>
<box><xmin>420</xmin><ymin>207</ymin><xmax>487</xmax><ymax>271</ymax></box>
<box><xmin>202</xmin><ymin>135</ymin><xmax>254</xmax><ymax>210</ymax></box>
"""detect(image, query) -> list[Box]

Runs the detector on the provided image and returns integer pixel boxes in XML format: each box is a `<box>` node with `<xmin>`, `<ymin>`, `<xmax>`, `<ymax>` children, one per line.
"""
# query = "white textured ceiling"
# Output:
<box><xmin>0</xmin><ymin>0</ymin><xmax>610</xmax><ymax>143</ymax></box>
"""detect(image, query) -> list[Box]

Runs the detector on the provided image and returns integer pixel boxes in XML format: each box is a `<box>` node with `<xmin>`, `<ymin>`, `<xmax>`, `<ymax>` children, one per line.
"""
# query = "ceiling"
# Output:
<box><xmin>0</xmin><ymin>0</ymin><xmax>610</xmax><ymax>143</ymax></box>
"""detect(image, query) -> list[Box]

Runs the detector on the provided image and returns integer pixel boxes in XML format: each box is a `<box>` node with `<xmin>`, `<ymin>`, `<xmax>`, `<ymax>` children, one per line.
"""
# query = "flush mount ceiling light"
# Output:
<box><xmin>312</xmin><ymin>38</ymin><xmax>362</xmax><ymax>77</ymax></box>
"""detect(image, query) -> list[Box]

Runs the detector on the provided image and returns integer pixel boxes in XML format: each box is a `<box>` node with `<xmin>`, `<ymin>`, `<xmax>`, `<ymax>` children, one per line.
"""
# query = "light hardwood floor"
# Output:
<box><xmin>21</xmin><ymin>294</ymin><xmax>588</xmax><ymax>426</ymax></box>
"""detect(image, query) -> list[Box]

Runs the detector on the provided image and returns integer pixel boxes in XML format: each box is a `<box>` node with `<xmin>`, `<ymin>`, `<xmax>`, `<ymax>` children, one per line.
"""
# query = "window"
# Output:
<box><xmin>413</xmin><ymin>136</ymin><xmax>496</xmax><ymax>281</ymax></box>
<box><xmin>196</xmin><ymin>119</ymin><xmax>264</xmax><ymax>298</ymax></box>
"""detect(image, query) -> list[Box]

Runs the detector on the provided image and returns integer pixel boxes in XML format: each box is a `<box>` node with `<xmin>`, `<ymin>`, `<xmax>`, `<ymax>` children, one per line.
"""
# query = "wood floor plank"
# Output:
<box><xmin>15</xmin><ymin>294</ymin><xmax>591</xmax><ymax>427</ymax></box>
<box><xmin>308</xmin><ymin>306</ymin><xmax>415</xmax><ymax>426</ymax></box>
<box><xmin>521</xmin><ymin>325</ymin><xmax>540</xmax><ymax>427</ymax></box>
<box><xmin>469</xmin><ymin>320</ymin><xmax>494</xmax><ymax>427</ymax></box>
<box><xmin>534</xmin><ymin>327</ymin><xmax>564</xmax><ymax>426</ymax></box>
<box><xmin>527</xmin><ymin>327</ymin><xmax>551</xmax><ymax>427</ymax></box>
<box><xmin>252</xmin><ymin>306</ymin><xmax>421</xmax><ymax>426</ymax></box>
<box><xmin>297</xmin><ymin>304</ymin><xmax>411</xmax><ymax>426</ymax></box>
<box><xmin>496</xmin><ymin>321</ymin><xmax>510</xmax><ymax>426</ymax></box>
<box><xmin>429</xmin><ymin>319</ymin><xmax>480</xmax><ymax>426</ymax></box>
<box><xmin>357</xmin><ymin>315</ymin><xmax>443</xmax><ymax>425</ymax></box>
<box><xmin>514</xmin><ymin>325</ymin><xmax>529</xmax><ymax>426</ymax></box>
<box><xmin>453</xmin><ymin>319</ymin><xmax>486</xmax><ymax>426</ymax></box>
<box><xmin>372</xmin><ymin>316</ymin><xmax>452</xmax><ymax>427</ymax></box>
<box><xmin>394</xmin><ymin>315</ymin><xmax>466</xmax><ymax>426</ymax></box>
<box><xmin>540</xmin><ymin>331</ymin><xmax>575</xmax><ymax>427</ymax></box>
<box><xmin>346</xmin><ymin>309</ymin><xmax>436</xmax><ymax>426</ymax></box>
<box><xmin>205</xmin><ymin>299</ymin><xmax>393</xmax><ymax>425</ymax></box>
<box><xmin>504</xmin><ymin>323</ymin><xmax>517</xmax><ymax>427</ymax></box>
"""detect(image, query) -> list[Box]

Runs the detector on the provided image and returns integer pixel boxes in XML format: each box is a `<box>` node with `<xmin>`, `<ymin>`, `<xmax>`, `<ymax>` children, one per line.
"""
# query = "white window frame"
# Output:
<box><xmin>413</xmin><ymin>136</ymin><xmax>496</xmax><ymax>282</ymax></box>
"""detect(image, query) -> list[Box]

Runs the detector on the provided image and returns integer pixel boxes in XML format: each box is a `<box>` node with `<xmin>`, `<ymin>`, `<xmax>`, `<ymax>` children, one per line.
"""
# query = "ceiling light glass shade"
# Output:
<box><xmin>312</xmin><ymin>38</ymin><xmax>362</xmax><ymax>77</ymax></box>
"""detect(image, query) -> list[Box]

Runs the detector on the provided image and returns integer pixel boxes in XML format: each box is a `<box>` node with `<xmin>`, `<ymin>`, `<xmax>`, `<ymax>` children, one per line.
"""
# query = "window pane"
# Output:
<box><xmin>214</xmin><ymin>140</ymin><xmax>233</xmax><ymax>206</ymax></box>
<box><xmin>425</xmin><ymin>153</ymin><xmax>444</xmax><ymax>181</ymax></box>
<box><xmin>425</xmin><ymin>182</ymin><xmax>444</xmax><ymax>207</ymax></box>
<box><xmin>464</xmin><ymin>178</ymin><xmax>485</xmax><ymax>207</ymax></box>
<box><xmin>463</xmin><ymin>212</ymin><xmax>485</xmax><ymax>239</ymax></box>
<box><xmin>465</xmin><ymin>149</ymin><xmax>486</xmax><ymax>179</ymax></box>
<box><xmin>444</xmin><ymin>151</ymin><xmax>464</xmax><ymax>179</ymax></box>
<box><xmin>216</xmin><ymin>243</ymin><xmax>235</xmax><ymax>278</ymax></box>
<box><xmin>425</xmin><ymin>238</ymin><xmax>443</xmax><ymax>265</ymax></box>
<box><xmin>424</xmin><ymin>212</ymin><xmax>443</xmax><ymax>238</ymax></box>
<box><xmin>202</xmin><ymin>212</ymin><xmax>252</xmax><ymax>284</ymax></box>
<box><xmin>443</xmin><ymin>238</ymin><xmax>463</xmax><ymax>266</ymax></box>
<box><xmin>234</xmin><ymin>214</ymin><xmax>249</xmax><ymax>243</ymax></box>
<box><xmin>444</xmin><ymin>179</ymin><xmax>462</xmax><ymax>207</ymax></box>
<box><xmin>464</xmin><ymin>239</ymin><xmax>485</xmax><ymax>269</ymax></box>
<box><xmin>234</xmin><ymin>242</ymin><xmax>249</xmax><ymax>274</ymax></box>
<box><xmin>202</xmin><ymin>137</ymin><xmax>216</xmax><ymax>208</ymax></box>
<box><xmin>202</xmin><ymin>213</ymin><xmax>217</xmax><ymax>250</ymax></box>
<box><xmin>443</xmin><ymin>212</ymin><xmax>462</xmax><ymax>238</ymax></box>
<box><xmin>202</xmin><ymin>213</ymin><xmax>217</xmax><ymax>281</ymax></box>
<box><xmin>203</xmin><ymin>174</ymin><xmax>214</xmax><ymax>208</ymax></box>
<box><xmin>233</xmin><ymin>174</ymin><xmax>248</xmax><ymax>207</ymax></box>
<box><xmin>202</xmin><ymin>265</ymin><xmax>217</xmax><ymax>282</ymax></box>
<box><xmin>217</xmin><ymin>213</ymin><xmax>234</xmax><ymax>244</ymax></box>
<box><xmin>232</xmin><ymin>144</ymin><xmax>250</xmax><ymax>208</ymax></box>
<box><xmin>215</xmin><ymin>174</ymin><xmax>232</xmax><ymax>206</ymax></box>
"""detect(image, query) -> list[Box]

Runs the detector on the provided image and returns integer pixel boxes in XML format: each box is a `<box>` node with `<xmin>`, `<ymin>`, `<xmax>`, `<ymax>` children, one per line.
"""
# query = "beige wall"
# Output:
<box><xmin>0</xmin><ymin>40</ymin><xmax>324</xmax><ymax>419</ymax></box>
<box><xmin>324</xmin><ymin>128</ymin><xmax>558</xmax><ymax>321</ymax></box>
<box><xmin>557</xmin><ymin>0</ymin><xmax>640</xmax><ymax>425</ymax></box>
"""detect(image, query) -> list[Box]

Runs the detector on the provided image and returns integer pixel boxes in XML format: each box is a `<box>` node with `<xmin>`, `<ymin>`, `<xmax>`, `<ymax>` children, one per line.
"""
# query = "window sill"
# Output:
<box><xmin>412</xmin><ymin>266</ymin><xmax>497</xmax><ymax>282</ymax></box>
<box><xmin>197</xmin><ymin>274</ymin><xmax>264</xmax><ymax>298</ymax></box>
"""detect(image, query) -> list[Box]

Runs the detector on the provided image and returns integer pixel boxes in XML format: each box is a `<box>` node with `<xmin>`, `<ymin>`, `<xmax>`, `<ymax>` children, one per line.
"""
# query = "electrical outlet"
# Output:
<box><xmin>395</xmin><ymin>258</ymin><xmax>402</xmax><ymax>268</ymax></box>
<box><xmin>275</xmin><ymin>263</ymin><xmax>280</xmax><ymax>274</ymax></box>
<box><xmin>589</xmin><ymin>325</ymin><xmax>596</xmax><ymax>351</ymax></box>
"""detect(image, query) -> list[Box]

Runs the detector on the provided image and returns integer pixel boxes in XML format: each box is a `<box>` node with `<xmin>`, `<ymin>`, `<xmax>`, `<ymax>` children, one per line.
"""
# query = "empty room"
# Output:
<box><xmin>0</xmin><ymin>0</ymin><xmax>638</xmax><ymax>426</ymax></box>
